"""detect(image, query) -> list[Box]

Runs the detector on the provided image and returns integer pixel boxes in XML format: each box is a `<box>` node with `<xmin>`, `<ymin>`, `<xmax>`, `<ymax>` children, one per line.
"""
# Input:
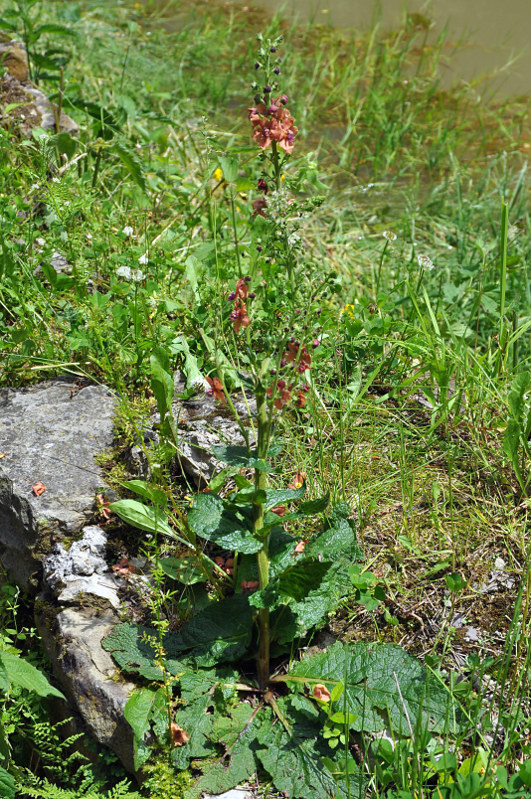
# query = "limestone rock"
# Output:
<box><xmin>35</xmin><ymin>602</ymin><xmax>135</xmax><ymax>773</ymax></box>
<box><xmin>0</xmin><ymin>37</ymin><xmax>29</xmax><ymax>81</ymax></box>
<box><xmin>0</xmin><ymin>72</ymin><xmax>79</xmax><ymax>137</ymax></box>
<box><xmin>0</xmin><ymin>379</ymin><xmax>116</xmax><ymax>589</ymax></box>
<box><xmin>43</xmin><ymin>525</ymin><xmax>121</xmax><ymax>608</ymax></box>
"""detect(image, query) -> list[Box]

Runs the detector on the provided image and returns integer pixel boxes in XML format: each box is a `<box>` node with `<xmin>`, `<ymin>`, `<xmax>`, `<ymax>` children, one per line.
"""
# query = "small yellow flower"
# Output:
<box><xmin>280</xmin><ymin>173</ymin><xmax>285</xmax><ymax>182</ymax></box>
<box><xmin>341</xmin><ymin>304</ymin><xmax>355</xmax><ymax>319</ymax></box>
<box><xmin>213</xmin><ymin>167</ymin><xmax>223</xmax><ymax>181</ymax></box>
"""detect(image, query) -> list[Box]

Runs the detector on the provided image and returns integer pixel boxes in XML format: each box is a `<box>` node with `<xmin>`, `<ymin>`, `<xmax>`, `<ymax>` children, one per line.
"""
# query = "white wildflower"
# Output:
<box><xmin>383</xmin><ymin>230</ymin><xmax>397</xmax><ymax>242</ymax></box>
<box><xmin>138</xmin><ymin>253</ymin><xmax>149</xmax><ymax>265</ymax></box>
<box><xmin>417</xmin><ymin>254</ymin><xmax>434</xmax><ymax>270</ymax></box>
<box><xmin>122</xmin><ymin>225</ymin><xmax>135</xmax><ymax>238</ymax></box>
<box><xmin>116</xmin><ymin>266</ymin><xmax>144</xmax><ymax>282</ymax></box>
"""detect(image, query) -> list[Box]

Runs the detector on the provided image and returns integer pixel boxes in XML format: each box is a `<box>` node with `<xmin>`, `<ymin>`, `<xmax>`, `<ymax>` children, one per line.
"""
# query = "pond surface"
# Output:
<box><xmin>258</xmin><ymin>0</ymin><xmax>530</xmax><ymax>97</ymax></box>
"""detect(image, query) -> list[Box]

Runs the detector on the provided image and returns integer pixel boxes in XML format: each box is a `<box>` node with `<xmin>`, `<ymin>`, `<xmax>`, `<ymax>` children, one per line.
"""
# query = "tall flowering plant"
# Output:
<box><xmin>202</xmin><ymin>35</ymin><xmax>331</xmax><ymax>688</ymax></box>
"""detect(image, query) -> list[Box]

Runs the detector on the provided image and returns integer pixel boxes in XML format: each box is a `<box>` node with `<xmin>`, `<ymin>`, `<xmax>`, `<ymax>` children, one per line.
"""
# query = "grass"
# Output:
<box><xmin>0</xmin><ymin>0</ymin><xmax>530</xmax><ymax>796</ymax></box>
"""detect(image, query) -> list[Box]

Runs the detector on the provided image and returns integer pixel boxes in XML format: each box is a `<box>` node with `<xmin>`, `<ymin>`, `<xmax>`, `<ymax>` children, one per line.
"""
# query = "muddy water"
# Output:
<box><xmin>259</xmin><ymin>0</ymin><xmax>530</xmax><ymax>97</ymax></box>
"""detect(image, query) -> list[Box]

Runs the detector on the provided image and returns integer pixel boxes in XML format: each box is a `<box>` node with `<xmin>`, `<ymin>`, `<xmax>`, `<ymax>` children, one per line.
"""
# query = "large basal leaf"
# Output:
<box><xmin>172</xmin><ymin>693</ymin><xmax>217</xmax><ymax>770</ymax></box>
<box><xmin>105</xmin><ymin>595</ymin><xmax>254</xmax><ymax>673</ymax></box>
<box><xmin>276</xmin><ymin>560</ymin><xmax>331</xmax><ymax>601</ymax></box>
<box><xmin>0</xmin><ymin>651</ymin><xmax>64</xmax><ymax>699</ymax></box>
<box><xmin>255</xmin><ymin>700</ymin><xmax>358</xmax><ymax>799</ymax></box>
<box><xmin>177</xmin><ymin>593</ymin><xmax>254</xmax><ymax>666</ymax></box>
<box><xmin>285</xmin><ymin>641</ymin><xmax>458</xmax><ymax>734</ymax></box>
<box><xmin>187</xmin><ymin>493</ymin><xmax>262</xmax><ymax>554</ymax></box>
<box><xmin>103</xmin><ymin>623</ymin><xmax>187</xmax><ymax>680</ymax></box>
<box><xmin>305</xmin><ymin>503</ymin><xmax>363</xmax><ymax>562</ymax></box>
<box><xmin>187</xmin><ymin>703</ymin><xmax>257</xmax><ymax>797</ymax></box>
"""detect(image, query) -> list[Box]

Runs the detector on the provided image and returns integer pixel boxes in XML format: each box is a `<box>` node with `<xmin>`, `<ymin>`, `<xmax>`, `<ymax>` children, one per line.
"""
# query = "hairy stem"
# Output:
<box><xmin>254</xmin><ymin>385</ymin><xmax>270</xmax><ymax>689</ymax></box>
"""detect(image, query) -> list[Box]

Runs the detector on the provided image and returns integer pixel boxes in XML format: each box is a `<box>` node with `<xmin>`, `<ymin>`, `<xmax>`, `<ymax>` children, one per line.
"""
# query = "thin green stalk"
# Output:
<box><xmin>498</xmin><ymin>200</ymin><xmax>509</xmax><ymax>370</ymax></box>
<box><xmin>254</xmin><ymin>386</ymin><xmax>270</xmax><ymax>690</ymax></box>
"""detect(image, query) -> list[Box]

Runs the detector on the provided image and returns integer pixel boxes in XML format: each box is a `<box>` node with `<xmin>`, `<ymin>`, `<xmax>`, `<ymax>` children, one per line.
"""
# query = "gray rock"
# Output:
<box><xmin>35</xmin><ymin>603</ymin><xmax>135</xmax><ymax>773</ymax></box>
<box><xmin>44</xmin><ymin>525</ymin><xmax>121</xmax><ymax>608</ymax></box>
<box><xmin>0</xmin><ymin>379</ymin><xmax>116</xmax><ymax>589</ymax></box>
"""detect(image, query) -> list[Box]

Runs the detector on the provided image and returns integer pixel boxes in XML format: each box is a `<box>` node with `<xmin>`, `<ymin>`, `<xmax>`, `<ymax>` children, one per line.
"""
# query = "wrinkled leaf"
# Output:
<box><xmin>187</xmin><ymin>493</ymin><xmax>262</xmax><ymax>554</ymax></box>
<box><xmin>123</xmin><ymin>479</ymin><xmax>168</xmax><ymax>508</ymax></box>
<box><xmin>210</xmin><ymin>445</ymin><xmax>273</xmax><ymax>472</ymax></box>
<box><xmin>286</xmin><ymin>641</ymin><xmax>458</xmax><ymax>734</ymax></box>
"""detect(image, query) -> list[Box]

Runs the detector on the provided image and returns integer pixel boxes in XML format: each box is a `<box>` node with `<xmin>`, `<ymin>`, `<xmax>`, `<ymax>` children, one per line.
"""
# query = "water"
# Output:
<box><xmin>257</xmin><ymin>0</ymin><xmax>530</xmax><ymax>97</ymax></box>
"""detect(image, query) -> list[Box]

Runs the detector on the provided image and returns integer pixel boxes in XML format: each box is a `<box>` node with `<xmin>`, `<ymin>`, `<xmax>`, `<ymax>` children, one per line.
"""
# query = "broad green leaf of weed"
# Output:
<box><xmin>210</xmin><ymin>445</ymin><xmax>274</xmax><ymax>472</ymax></box>
<box><xmin>102</xmin><ymin>623</ymin><xmax>187</xmax><ymax>680</ymax></box>
<box><xmin>112</xmin><ymin>141</ymin><xmax>148</xmax><ymax>194</ymax></box>
<box><xmin>124</xmin><ymin>686</ymin><xmax>166</xmax><ymax>769</ymax></box>
<box><xmin>0</xmin><ymin>767</ymin><xmax>14</xmax><ymax>799</ymax></box>
<box><xmin>255</xmin><ymin>701</ymin><xmax>358</xmax><ymax>799</ymax></box>
<box><xmin>0</xmin><ymin>651</ymin><xmax>64</xmax><ymax>699</ymax></box>
<box><xmin>187</xmin><ymin>493</ymin><xmax>262</xmax><ymax>554</ymax></box>
<box><xmin>171</xmin><ymin>693</ymin><xmax>217</xmax><ymax>770</ymax></box>
<box><xmin>287</xmin><ymin>642</ymin><xmax>459</xmax><ymax>734</ymax></box>
<box><xmin>189</xmin><ymin>704</ymin><xmax>257</xmax><ymax>797</ymax></box>
<box><xmin>177</xmin><ymin>594</ymin><xmax>254</xmax><ymax>667</ymax></box>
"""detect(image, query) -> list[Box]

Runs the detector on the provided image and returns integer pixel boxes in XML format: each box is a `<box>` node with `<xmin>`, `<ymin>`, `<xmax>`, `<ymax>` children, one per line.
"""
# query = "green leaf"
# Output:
<box><xmin>123</xmin><ymin>479</ymin><xmax>168</xmax><ymax>508</ymax></box>
<box><xmin>190</xmin><ymin>703</ymin><xmax>257</xmax><ymax>795</ymax></box>
<box><xmin>286</xmin><ymin>641</ymin><xmax>458</xmax><ymax>734</ymax></box>
<box><xmin>264</xmin><ymin>484</ymin><xmax>306</xmax><ymax>510</ymax></box>
<box><xmin>33</xmin><ymin>22</ymin><xmax>78</xmax><ymax>37</ymax></box>
<box><xmin>187</xmin><ymin>493</ymin><xmax>262</xmax><ymax>554</ymax></box>
<box><xmin>276</xmin><ymin>561</ymin><xmax>331</xmax><ymax>601</ymax></box>
<box><xmin>503</xmin><ymin>418</ymin><xmax>521</xmax><ymax>463</ymax></box>
<box><xmin>0</xmin><ymin>767</ymin><xmax>14</xmax><ymax>799</ymax></box>
<box><xmin>0</xmin><ymin>659</ymin><xmax>8</xmax><ymax>694</ymax></box>
<box><xmin>103</xmin><ymin>623</ymin><xmax>187</xmax><ymax>680</ymax></box>
<box><xmin>219</xmin><ymin>156</ymin><xmax>238</xmax><ymax>183</ymax></box>
<box><xmin>159</xmin><ymin>556</ymin><xmax>208</xmax><ymax>585</ymax></box>
<box><xmin>150</xmin><ymin>348</ymin><xmax>175</xmax><ymax>441</ymax></box>
<box><xmin>305</xmin><ymin>504</ymin><xmax>362</xmax><ymax>561</ymax></box>
<box><xmin>210</xmin><ymin>445</ymin><xmax>274</xmax><ymax>472</ymax></box>
<box><xmin>172</xmin><ymin>693</ymin><xmax>216</xmax><ymax>770</ymax></box>
<box><xmin>124</xmin><ymin>687</ymin><xmax>165</xmax><ymax>769</ymax></box>
<box><xmin>255</xmin><ymin>701</ymin><xmax>357</xmax><ymax>798</ymax></box>
<box><xmin>110</xmin><ymin>499</ymin><xmax>179</xmax><ymax>540</ymax></box>
<box><xmin>299</xmin><ymin>493</ymin><xmax>330</xmax><ymax>515</ymax></box>
<box><xmin>0</xmin><ymin>651</ymin><xmax>64</xmax><ymax>699</ymax></box>
<box><xmin>177</xmin><ymin>594</ymin><xmax>254</xmax><ymax>666</ymax></box>
<box><xmin>112</xmin><ymin>140</ymin><xmax>148</xmax><ymax>193</ymax></box>
<box><xmin>508</xmin><ymin>372</ymin><xmax>531</xmax><ymax>419</ymax></box>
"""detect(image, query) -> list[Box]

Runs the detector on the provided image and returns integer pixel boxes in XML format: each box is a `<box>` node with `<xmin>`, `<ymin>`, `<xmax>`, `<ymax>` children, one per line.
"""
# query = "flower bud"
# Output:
<box><xmin>256</xmin><ymin>245</ymin><xmax>262</xmax><ymax>252</ymax></box>
<box><xmin>274</xmin><ymin>66</ymin><xmax>280</xmax><ymax>75</ymax></box>
<box><xmin>254</xmin><ymin>94</ymin><xmax>262</xmax><ymax>104</ymax></box>
<box><xmin>270</xmin><ymin>368</ymin><xmax>277</xmax><ymax>375</ymax></box>
<box><xmin>270</xmin><ymin>45</ymin><xmax>277</xmax><ymax>52</ymax></box>
<box><xmin>280</xmin><ymin>358</ymin><xmax>287</xmax><ymax>367</ymax></box>
<box><xmin>244</xmin><ymin>274</ymin><xmax>251</xmax><ymax>282</ymax></box>
<box><xmin>254</xmin><ymin>61</ymin><xmax>260</xmax><ymax>69</ymax></box>
<box><xmin>249</xmin><ymin>292</ymin><xmax>256</xmax><ymax>299</ymax></box>
<box><xmin>312</xmin><ymin>338</ymin><xmax>320</xmax><ymax>348</ymax></box>
<box><xmin>280</xmin><ymin>94</ymin><xmax>288</xmax><ymax>104</ymax></box>
<box><xmin>264</xmin><ymin>84</ymin><xmax>272</xmax><ymax>93</ymax></box>
<box><xmin>228</xmin><ymin>291</ymin><xmax>236</xmax><ymax>301</ymax></box>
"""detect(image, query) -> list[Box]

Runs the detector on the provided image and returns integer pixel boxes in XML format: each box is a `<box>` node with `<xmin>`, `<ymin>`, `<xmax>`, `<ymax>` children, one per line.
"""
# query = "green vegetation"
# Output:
<box><xmin>0</xmin><ymin>0</ymin><xmax>530</xmax><ymax>797</ymax></box>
